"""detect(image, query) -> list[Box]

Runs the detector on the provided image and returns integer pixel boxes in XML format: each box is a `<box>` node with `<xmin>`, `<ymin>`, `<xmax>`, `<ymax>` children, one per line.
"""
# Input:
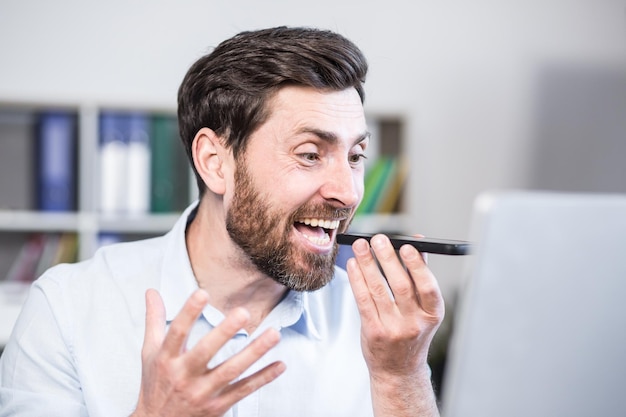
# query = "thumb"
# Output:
<box><xmin>142</xmin><ymin>288</ymin><xmax>166</xmax><ymax>358</ymax></box>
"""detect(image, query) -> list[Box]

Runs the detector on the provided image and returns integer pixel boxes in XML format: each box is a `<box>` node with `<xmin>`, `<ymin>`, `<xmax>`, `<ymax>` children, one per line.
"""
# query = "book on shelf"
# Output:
<box><xmin>150</xmin><ymin>114</ymin><xmax>190</xmax><ymax>213</ymax></box>
<box><xmin>97</xmin><ymin>232</ymin><xmax>122</xmax><ymax>250</ymax></box>
<box><xmin>125</xmin><ymin>112</ymin><xmax>151</xmax><ymax>215</ymax></box>
<box><xmin>4</xmin><ymin>233</ymin><xmax>77</xmax><ymax>282</ymax></box>
<box><xmin>99</xmin><ymin>111</ymin><xmax>129</xmax><ymax>215</ymax></box>
<box><xmin>356</xmin><ymin>156</ymin><xmax>388</xmax><ymax>215</ymax></box>
<box><xmin>99</xmin><ymin>111</ymin><xmax>189</xmax><ymax>216</ymax></box>
<box><xmin>0</xmin><ymin>109</ymin><xmax>36</xmax><ymax>210</ymax></box>
<box><xmin>35</xmin><ymin>111</ymin><xmax>78</xmax><ymax>212</ymax></box>
<box><xmin>356</xmin><ymin>156</ymin><xmax>407</xmax><ymax>216</ymax></box>
<box><xmin>99</xmin><ymin>111</ymin><xmax>151</xmax><ymax>215</ymax></box>
<box><xmin>4</xmin><ymin>234</ymin><xmax>45</xmax><ymax>283</ymax></box>
<box><xmin>375</xmin><ymin>156</ymin><xmax>408</xmax><ymax>213</ymax></box>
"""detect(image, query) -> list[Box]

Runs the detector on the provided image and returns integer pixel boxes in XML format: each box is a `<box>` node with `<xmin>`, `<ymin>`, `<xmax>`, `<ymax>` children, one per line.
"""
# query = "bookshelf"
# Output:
<box><xmin>1</xmin><ymin>102</ymin><xmax>408</xmax><ymax>264</ymax></box>
<box><xmin>0</xmin><ymin>100</ymin><xmax>409</xmax><ymax>346</ymax></box>
<box><xmin>0</xmin><ymin>100</ymin><xmax>192</xmax><ymax>277</ymax></box>
<box><xmin>350</xmin><ymin>115</ymin><xmax>409</xmax><ymax>234</ymax></box>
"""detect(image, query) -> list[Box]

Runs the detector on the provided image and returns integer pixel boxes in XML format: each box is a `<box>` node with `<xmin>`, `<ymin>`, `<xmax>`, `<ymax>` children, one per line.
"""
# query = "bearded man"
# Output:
<box><xmin>0</xmin><ymin>26</ymin><xmax>444</xmax><ymax>417</ymax></box>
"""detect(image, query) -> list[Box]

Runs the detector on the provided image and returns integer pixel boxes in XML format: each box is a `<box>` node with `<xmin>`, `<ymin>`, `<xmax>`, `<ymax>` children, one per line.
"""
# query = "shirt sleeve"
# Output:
<box><xmin>0</xmin><ymin>281</ymin><xmax>88</xmax><ymax>416</ymax></box>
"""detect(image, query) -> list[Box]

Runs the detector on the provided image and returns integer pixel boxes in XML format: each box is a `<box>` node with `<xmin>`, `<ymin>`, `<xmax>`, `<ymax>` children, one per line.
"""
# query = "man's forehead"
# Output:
<box><xmin>266</xmin><ymin>86</ymin><xmax>367</xmax><ymax>137</ymax></box>
<box><xmin>270</xmin><ymin>85</ymin><xmax>363</xmax><ymax>113</ymax></box>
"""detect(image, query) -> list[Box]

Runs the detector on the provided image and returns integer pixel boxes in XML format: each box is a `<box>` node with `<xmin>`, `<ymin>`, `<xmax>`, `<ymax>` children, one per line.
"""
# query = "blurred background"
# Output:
<box><xmin>1</xmin><ymin>0</ymin><xmax>625</xmax><ymax>382</ymax></box>
<box><xmin>3</xmin><ymin>0</ymin><xmax>625</xmax><ymax>295</ymax></box>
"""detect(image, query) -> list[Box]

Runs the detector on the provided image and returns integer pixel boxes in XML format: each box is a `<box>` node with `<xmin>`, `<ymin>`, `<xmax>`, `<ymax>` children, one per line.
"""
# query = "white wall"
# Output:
<box><xmin>1</xmin><ymin>0</ymin><xmax>625</xmax><ymax>296</ymax></box>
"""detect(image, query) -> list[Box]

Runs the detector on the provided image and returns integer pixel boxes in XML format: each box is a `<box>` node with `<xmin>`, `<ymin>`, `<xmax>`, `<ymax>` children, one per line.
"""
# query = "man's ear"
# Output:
<box><xmin>191</xmin><ymin>127</ymin><xmax>229</xmax><ymax>195</ymax></box>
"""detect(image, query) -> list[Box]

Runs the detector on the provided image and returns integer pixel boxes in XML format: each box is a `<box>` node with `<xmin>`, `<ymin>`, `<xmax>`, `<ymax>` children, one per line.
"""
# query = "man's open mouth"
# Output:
<box><xmin>294</xmin><ymin>218</ymin><xmax>341</xmax><ymax>246</ymax></box>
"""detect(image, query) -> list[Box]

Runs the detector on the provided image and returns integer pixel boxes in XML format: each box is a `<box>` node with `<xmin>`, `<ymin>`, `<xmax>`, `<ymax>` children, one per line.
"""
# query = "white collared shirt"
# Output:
<box><xmin>0</xmin><ymin>204</ymin><xmax>373</xmax><ymax>417</ymax></box>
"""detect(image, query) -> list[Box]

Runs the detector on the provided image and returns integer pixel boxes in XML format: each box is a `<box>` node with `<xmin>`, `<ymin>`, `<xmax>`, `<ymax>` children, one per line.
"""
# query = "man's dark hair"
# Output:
<box><xmin>177</xmin><ymin>26</ymin><xmax>369</xmax><ymax>196</ymax></box>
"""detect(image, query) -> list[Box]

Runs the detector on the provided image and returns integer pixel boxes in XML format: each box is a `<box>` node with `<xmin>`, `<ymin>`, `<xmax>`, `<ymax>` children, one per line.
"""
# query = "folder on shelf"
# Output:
<box><xmin>5</xmin><ymin>234</ymin><xmax>46</xmax><ymax>282</ymax></box>
<box><xmin>150</xmin><ymin>115</ymin><xmax>190</xmax><ymax>213</ymax></box>
<box><xmin>5</xmin><ymin>233</ymin><xmax>78</xmax><ymax>282</ymax></box>
<box><xmin>356</xmin><ymin>156</ymin><xmax>396</xmax><ymax>215</ymax></box>
<box><xmin>99</xmin><ymin>111</ymin><xmax>128</xmax><ymax>214</ymax></box>
<box><xmin>35</xmin><ymin>111</ymin><xmax>77</xmax><ymax>212</ymax></box>
<box><xmin>375</xmin><ymin>157</ymin><xmax>408</xmax><ymax>213</ymax></box>
<box><xmin>0</xmin><ymin>110</ymin><xmax>36</xmax><ymax>210</ymax></box>
<box><xmin>125</xmin><ymin>112</ymin><xmax>151</xmax><ymax>215</ymax></box>
<box><xmin>100</xmin><ymin>111</ymin><xmax>153</xmax><ymax>215</ymax></box>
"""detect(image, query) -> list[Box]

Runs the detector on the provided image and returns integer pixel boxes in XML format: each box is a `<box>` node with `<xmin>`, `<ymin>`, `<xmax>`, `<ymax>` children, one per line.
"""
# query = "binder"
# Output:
<box><xmin>99</xmin><ymin>111</ymin><xmax>128</xmax><ymax>214</ymax></box>
<box><xmin>150</xmin><ymin>115</ymin><xmax>189</xmax><ymax>212</ymax></box>
<box><xmin>5</xmin><ymin>234</ymin><xmax>46</xmax><ymax>282</ymax></box>
<box><xmin>356</xmin><ymin>156</ymin><xmax>394</xmax><ymax>215</ymax></box>
<box><xmin>125</xmin><ymin>112</ymin><xmax>151</xmax><ymax>215</ymax></box>
<box><xmin>35</xmin><ymin>111</ymin><xmax>77</xmax><ymax>211</ymax></box>
<box><xmin>0</xmin><ymin>110</ymin><xmax>36</xmax><ymax>210</ymax></box>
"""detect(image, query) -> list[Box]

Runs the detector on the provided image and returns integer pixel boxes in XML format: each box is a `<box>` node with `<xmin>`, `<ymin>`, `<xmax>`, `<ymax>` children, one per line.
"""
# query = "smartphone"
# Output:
<box><xmin>336</xmin><ymin>232</ymin><xmax>472</xmax><ymax>256</ymax></box>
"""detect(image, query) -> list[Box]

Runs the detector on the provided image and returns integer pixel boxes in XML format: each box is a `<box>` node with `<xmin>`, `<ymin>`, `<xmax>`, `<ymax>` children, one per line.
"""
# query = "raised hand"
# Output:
<box><xmin>131</xmin><ymin>289</ymin><xmax>286</xmax><ymax>417</ymax></box>
<box><xmin>346</xmin><ymin>234</ymin><xmax>444</xmax><ymax>416</ymax></box>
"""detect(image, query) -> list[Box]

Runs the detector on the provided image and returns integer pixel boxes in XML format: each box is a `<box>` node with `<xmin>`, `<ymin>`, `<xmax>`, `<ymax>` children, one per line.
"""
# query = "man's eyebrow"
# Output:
<box><xmin>297</xmin><ymin>127</ymin><xmax>371</xmax><ymax>146</ymax></box>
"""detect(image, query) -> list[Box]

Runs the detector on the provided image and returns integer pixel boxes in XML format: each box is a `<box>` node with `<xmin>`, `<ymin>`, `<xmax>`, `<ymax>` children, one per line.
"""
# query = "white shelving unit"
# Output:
<box><xmin>0</xmin><ymin>99</ymin><xmax>190</xmax><ymax>262</ymax></box>
<box><xmin>0</xmin><ymin>99</ymin><xmax>190</xmax><ymax>347</ymax></box>
<box><xmin>2</xmin><ymin>101</ymin><xmax>408</xmax><ymax>258</ymax></box>
<box><xmin>0</xmin><ymin>210</ymin><xmax>181</xmax><ymax>261</ymax></box>
<box><xmin>0</xmin><ymin>100</ymin><xmax>409</xmax><ymax>347</ymax></box>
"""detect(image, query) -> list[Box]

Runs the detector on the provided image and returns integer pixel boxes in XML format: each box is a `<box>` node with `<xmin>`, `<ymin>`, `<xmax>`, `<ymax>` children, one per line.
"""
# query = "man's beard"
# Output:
<box><xmin>225</xmin><ymin>161</ymin><xmax>350</xmax><ymax>292</ymax></box>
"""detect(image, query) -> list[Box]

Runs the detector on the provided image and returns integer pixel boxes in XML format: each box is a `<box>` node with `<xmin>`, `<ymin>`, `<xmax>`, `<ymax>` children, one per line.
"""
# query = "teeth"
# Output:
<box><xmin>300</xmin><ymin>218</ymin><xmax>340</xmax><ymax>229</ymax></box>
<box><xmin>301</xmin><ymin>232</ymin><xmax>331</xmax><ymax>245</ymax></box>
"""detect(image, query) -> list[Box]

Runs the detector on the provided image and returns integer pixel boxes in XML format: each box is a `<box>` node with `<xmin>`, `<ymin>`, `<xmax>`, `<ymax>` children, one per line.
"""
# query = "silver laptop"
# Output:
<box><xmin>441</xmin><ymin>190</ymin><xmax>626</xmax><ymax>417</ymax></box>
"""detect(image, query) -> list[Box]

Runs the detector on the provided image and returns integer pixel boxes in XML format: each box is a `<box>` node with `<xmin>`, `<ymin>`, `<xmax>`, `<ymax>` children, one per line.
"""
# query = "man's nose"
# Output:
<box><xmin>319</xmin><ymin>160</ymin><xmax>361</xmax><ymax>208</ymax></box>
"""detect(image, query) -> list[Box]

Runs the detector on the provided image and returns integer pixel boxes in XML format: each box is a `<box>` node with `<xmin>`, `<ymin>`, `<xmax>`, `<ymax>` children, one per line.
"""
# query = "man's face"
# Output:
<box><xmin>225</xmin><ymin>86</ymin><xmax>368</xmax><ymax>291</ymax></box>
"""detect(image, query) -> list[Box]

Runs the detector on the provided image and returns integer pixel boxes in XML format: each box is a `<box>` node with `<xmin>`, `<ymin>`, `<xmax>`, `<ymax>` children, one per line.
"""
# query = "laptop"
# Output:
<box><xmin>441</xmin><ymin>190</ymin><xmax>626</xmax><ymax>417</ymax></box>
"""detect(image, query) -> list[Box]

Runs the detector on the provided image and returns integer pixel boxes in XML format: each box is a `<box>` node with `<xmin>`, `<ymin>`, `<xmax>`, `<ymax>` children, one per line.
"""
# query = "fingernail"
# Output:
<box><xmin>370</xmin><ymin>234</ymin><xmax>388</xmax><ymax>249</ymax></box>
<box><xmin>274</xmin><ymin>361</ymin><xmax>287</xmax><ymax>376</ymax></box>
<box><xmin>400</xmin><ymin>244</ymin><xmax>418</xmax><ymax>259</ymax></box>
<box><xmin>193</xmin><ymin>289</ymin><xmax>210</xmax><ymax>303</ymax></box>
<box><xmin>352</xmin><ymin>238</ymin><xmax>369</xmax><ymax>255</ymax></box>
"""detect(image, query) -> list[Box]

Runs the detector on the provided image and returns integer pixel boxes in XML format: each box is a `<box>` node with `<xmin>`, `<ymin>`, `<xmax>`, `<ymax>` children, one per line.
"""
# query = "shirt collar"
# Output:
<box><xmin>160</xmin><ymin>202</ymin><xmax>202</xmax><ymax>322</ymax></box>
<box><xmin>158</xmin><ymin>201</ymin><xmax>322</xmax><ymax>340</ymax></box>
<box><xmin>259</xmin><ymin>289</ymin><xmax>322</xmax><ymax>340</ymax></box>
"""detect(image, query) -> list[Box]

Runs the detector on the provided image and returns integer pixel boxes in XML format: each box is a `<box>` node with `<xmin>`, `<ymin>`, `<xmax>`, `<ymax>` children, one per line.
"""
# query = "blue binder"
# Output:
<box><xmin>36</xmin><ymin>111</ymin><xmax>77</xmax><ymax>211</ymax></box>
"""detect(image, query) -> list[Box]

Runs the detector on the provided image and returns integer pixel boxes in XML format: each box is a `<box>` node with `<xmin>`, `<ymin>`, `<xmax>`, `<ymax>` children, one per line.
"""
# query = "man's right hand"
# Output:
<box><xmin>131</xmin><ymin>288</ymin><xmax>285</xmax><ymax>417</ymax></box>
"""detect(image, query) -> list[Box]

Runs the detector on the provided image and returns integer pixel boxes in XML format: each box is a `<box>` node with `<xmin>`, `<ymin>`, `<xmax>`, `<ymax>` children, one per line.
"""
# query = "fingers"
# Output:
<box><xmin>399</xmin><ymin>244</ymin><xmax>444</xmax><ymax>317</ymax></box>
<box><xmin>347</xmin><ymin>237</ymin><xmax>392</xmax><ymax>321</ymax></box>
<box><xmin>137</xmin><ymin>289</ymin><xmax>285</xmax><ymax>416</ymax></box>
<box><xmin>346</xmin><ymin>256</ymin><xmax>376</xmax><ymax>322</ymax></box>
<box><xmin>188</xmin><ymin>327</ymin><xmax>284</xmax><ymax>414</ymax></box>
<box><xmin>161</xmin><ymin>289</ymin><xmax>210</xmax><ymax>357</ymax></box>
<box><xmin>143</xmin><ymin>289</ymin><xmax>167</xmax><ymax>359</ymax></box>
<box><xmin>348</xmin><ymin>234</ymin><xmax>442</xmax><ymax>316</ymax></box>
<box><xmin>219</xmin><ymin>359</ymin><xmax>286</xmax><ymax>407</ymax></box>
<box><xmin>369</xmin><ymin>234</ymin><xmax>420</xmax><ymax>313</ymax></box>
<box><xmin>184</xmin><ymin>307</ymin><xmax>251</xmax><ymax>371</ymax></box>
<box><xmin>205</xmin><ymin>328</ymin><xmax>283</xmax><ymax>388</ymax></box>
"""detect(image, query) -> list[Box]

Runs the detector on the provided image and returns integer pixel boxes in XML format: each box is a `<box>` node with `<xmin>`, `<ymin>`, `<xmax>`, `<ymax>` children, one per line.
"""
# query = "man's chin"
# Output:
<box><xmin>274</xmin><ymin>265</ymin><xmax>336</xmax><ymax>292</ymax></box>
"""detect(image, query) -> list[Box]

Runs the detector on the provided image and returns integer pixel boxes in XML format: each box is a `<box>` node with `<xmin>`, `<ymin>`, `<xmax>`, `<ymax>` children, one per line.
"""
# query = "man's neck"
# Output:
<box><xmin>185</xmin><ymin>199</ymin><xmax>289</xmax><ymax>334</ymax></box>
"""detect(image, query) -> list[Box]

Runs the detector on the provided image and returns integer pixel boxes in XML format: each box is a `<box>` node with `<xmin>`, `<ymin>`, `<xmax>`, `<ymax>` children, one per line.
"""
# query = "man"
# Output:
<box><xmin>0</xmin><ymin>26</ymin><xmax>443</xmax><ymax>416</ymax></box>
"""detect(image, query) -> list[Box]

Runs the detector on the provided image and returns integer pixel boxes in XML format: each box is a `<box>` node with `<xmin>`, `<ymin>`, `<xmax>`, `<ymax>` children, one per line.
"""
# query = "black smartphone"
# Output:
<box><xmin>336</xmin><ymin>232</ymin><xmax>472</xmax><ymax>256</ymax></box>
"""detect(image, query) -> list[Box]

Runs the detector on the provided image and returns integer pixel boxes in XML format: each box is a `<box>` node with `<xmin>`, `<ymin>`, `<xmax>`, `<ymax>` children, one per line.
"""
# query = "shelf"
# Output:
<box><xmin>0</xmin><ymin>101</ymin><xmax>409</xmax><ymax>281</ymax></box>
<box><xmin>0</xmin><ymin>210</ymin><xmax>181</xmax><ymax>235</ymax></box>
<box><xmin>0</xmin><ymin>101</ymin><xmax>411</xmax><ymax>348</ymax></box>
<box><xmin>98</xmin><ymin>212</ymin><xmax>180</xmax><ymax>233</ymax></box>
<box><xmin>0</xmin><ymin>211</ymin><xmax>81</xmax><ymax>232</ymax></box>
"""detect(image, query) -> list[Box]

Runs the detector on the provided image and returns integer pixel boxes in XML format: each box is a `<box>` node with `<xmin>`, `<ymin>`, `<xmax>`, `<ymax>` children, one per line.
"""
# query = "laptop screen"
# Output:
<box><xmin>441</xmin><ymin>190</ymin><xmax>626</xmax><ymax>417</ymax></box>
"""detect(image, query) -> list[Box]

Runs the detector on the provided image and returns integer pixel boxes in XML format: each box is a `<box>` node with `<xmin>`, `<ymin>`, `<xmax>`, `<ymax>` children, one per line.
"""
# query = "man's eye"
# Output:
<box><xmin>300</xmin><ymin>153</ymin><xmax>320</xmax><ymax>162</ymax></box>
<box><xmin>349</xmin><ymin>153</ymin><xmax>367</xmax><ymax>164</ymax></box>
